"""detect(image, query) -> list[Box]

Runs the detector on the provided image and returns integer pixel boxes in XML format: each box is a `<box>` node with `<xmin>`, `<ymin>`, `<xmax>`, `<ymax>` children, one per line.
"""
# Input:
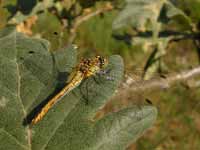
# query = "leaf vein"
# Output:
<box><xmin>0</xmin><ymin>128</ymin><xmax>29</xmax><ymax>150</ymax></box>
<box><xmin>41</xmin><ymin>100</ymin><xmax>80</xmax><ymax>150</ymax></box>
<box><xmin>14</xmin><ymin>31</ymin><xmax>32</xmax><ymax>150</ymax></box>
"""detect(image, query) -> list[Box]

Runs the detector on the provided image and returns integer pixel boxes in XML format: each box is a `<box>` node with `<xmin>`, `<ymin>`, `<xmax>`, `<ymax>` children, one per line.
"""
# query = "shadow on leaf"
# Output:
<box><xmin>23</xmin><ymin>71</ymin><xmax>70</xmax><ymax>126</ymax></box>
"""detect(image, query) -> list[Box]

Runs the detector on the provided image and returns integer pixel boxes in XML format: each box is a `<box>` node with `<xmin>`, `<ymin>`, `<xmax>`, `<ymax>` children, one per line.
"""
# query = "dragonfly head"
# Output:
<box><xmin>95</xmin><ymin>56</ymin><xmax>108</xmax><ymax>69</ymax></box>
<box><xmin>79</xmin><ymin>56</ymin><xmax>108</xmax><ymax>77</ymax></box>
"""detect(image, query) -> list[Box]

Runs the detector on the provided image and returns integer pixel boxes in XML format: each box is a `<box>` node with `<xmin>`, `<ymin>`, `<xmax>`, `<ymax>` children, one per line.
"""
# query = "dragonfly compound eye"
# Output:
<box><xmin>99</xmin><ymin>57</ymin><xmax>108</xmax><ymax>68</ymax></box>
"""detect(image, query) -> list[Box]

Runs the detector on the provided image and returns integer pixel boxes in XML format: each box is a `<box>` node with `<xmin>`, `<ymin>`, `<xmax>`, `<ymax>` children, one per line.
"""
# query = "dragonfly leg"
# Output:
<box><xmin>97</xmin><ymin>69</ymin><xmax>115</xmax><ymax>81</ymax></box>
<box><xmin>85</xmin><ymin>80</ymin><xmax>90</xmax><ymax>104</ymax></box>
<box><xmin>98</xmin><ymin>68</ymin><xmax>111</xmax><ymax>75</ymax></box>
<box><xmin>80</xmin><ymin>86</ymin><xmax>89</xmax><ymax>104</ymax></box>
<box><xmin>92</xmin><ymin>75</ymin><xmax>101</xmax><ymax>85</ymax></box>
<box><xmin>80</xmin><ymin>79</ymin><xmax>90</xmax><ymax>105</ymax></box>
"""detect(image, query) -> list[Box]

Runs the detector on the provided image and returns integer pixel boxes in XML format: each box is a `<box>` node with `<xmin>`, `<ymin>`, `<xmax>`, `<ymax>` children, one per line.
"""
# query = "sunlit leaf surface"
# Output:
<box><xmin>0</xmin><ymin>27</ymin><xmax>157</xmax><ymax>150</ymax></box>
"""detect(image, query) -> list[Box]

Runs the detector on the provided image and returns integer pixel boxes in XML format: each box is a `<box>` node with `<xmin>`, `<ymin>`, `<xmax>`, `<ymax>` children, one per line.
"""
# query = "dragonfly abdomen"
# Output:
<box><xmin>31</xmin><ymin>72</ymin><xmax>84</xmax><ymax>125</ymax></box>
<box><xmin>30</xmin><ymin>56</ymin><xmax>108</xmax><ymax>125</ymax></box>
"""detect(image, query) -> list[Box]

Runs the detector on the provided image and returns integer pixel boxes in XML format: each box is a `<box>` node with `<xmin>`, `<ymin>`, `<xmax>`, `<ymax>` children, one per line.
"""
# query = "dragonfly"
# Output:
<box><xmin>31</xmin><ymin>56</ymin><xmax>109</xmax><ymax>125</ymax></box>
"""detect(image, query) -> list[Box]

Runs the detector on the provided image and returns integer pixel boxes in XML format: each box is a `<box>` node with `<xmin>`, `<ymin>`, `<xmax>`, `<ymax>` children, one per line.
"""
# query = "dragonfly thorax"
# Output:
<box><xmin>79</xmin><ymin>56</ymin><xmax>108</xmax><ymax>77</ymax></box>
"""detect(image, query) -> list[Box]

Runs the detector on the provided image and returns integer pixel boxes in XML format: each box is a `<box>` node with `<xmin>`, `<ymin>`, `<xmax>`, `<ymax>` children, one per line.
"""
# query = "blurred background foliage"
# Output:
<box><xmin>1</xmin><ymin>0</ymin><xmax>200</xmax><ymax>149</ymax></box>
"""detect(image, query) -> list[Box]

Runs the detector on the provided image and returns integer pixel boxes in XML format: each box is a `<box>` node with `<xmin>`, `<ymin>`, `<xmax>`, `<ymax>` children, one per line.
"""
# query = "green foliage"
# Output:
<box><xmin>112</xmin><ymin>0</ymin><xmax>196</xmax><ymax>77</ymax></box>
<box><xmin>185</xmin><ymin>0</ymin><xmax>200</xmax><ymax>22</ymax></box>
<box><xmin>32</xmin><ymin>11</ymin><xmax>63</xmax><ymax>51</ymax></box>
<box><xmin>0</xmin><ymin>27</ymin><xmax>157</xmax><ymax>150</ymax></box>
<box><xmin>8</xmin><ymin>0</ymin><xmax>55</xmax><ymax>24</ymax></box>
<box><xmin>76</xmin><ymin>12</ymin><xmax>131</xmax><ymax>56</ymax></box>
<box><xmin>112</xmin><ymin>0</ymin><xmax>190</xmax><ymax>30</ymax></box>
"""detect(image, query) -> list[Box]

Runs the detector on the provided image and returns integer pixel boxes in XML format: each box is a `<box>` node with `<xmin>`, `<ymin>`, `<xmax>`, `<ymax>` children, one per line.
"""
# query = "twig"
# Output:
<box><xmin>193</xmin><ymin>38</ymin><xmax>200</xmax><ymax>63</ymax></box>
<box><xmin>115</xmin><ymin>66</ymin><xmax>200</xmax><ymax>100</ymax></box>
<box><xmin>67</xmin><ymin>3</ymin><xmax>113</xmax><ymax>45</ymax></box>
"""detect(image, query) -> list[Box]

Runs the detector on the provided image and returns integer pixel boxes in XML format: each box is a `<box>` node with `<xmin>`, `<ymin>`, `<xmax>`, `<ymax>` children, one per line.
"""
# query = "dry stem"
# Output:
<box><xmin>67</xmin><ymin>3</ymin><xmax>113</xmax><ymax>45</ymax></box>
<box><xmin>116</xmin><ymin>66</ymin><xmax>200</xmax><ymax>100</ymax></box>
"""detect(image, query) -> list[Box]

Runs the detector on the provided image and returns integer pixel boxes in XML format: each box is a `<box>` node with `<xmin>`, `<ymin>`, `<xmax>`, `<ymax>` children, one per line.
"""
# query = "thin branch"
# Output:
<box><xmin>67</xmin><ymin>3</ymin><xmax>113</xmax><ymax>45</ymax></box>
<box><xmin>114</xmin><ymin>66</ymin><xmax>200</xmax><ymax>100</ymax></box>
<box><xmin>193</xmin><ymin>37</ymin><xmax>200</xmax><ymax>63</ymax></box>
<box><xmin>169</xmin><ymin>33</ymin><xmax>200</xmax><ymax>43</ymax></box>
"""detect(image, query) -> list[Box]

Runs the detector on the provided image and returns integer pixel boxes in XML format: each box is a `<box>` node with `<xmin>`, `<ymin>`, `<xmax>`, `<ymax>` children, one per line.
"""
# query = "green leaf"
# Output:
<box><xmin>92</xmin><ymin>106</ymin><xmax>157</xmax><ymax>150</ymax></box>
<box><xmin>0</xmin><ymin>27</ymin><xmax>157</xmax><ymax>150</ymax></box>
<box><xmin>112</xmin><ymin>0</ymin><xmax>192</xmax><ymax>75</ymax></box>
<box><xmin>112</xmin><ymin>0</ymin><xmax>190</xmax><ymax>31</ymax></box>
<box><xmin>52</xmin><ymin>45</ymin><xmax>77</xmax><ymax>72</ymax></box>
<box><xmin>164</xmin><ymin>1</ymin><xmax>188</xmax><ymax>19</ymax></box>
<box><xmin>131</xmin><ymin>35</ymin><xmax>173</xmax><ymax>79</ymax></box>
<box><xmin>32</xmin><ymin>11</ymin><xmax>63</xmax><ymax>51</ymax></box>
<box><xmin>0</xmin><ymin>26</ymin><xmax>54</xmax><ymax>149</ymax></box>
<box><xmin>112</xmin><ymin>0</ymin><xmax>165</xmax><ymax>31</ymax></box>
<box><xmin>77</xmin><ymin>12</ymin><xmax>131</xmax><ymax>56</ymax></box>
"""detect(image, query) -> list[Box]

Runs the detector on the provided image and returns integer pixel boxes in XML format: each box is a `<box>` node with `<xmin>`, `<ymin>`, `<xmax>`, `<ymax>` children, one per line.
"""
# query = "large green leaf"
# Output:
<box><xmin>0</xmin><ymin>27</ymin><xmax>157</xmax><ymax>150</ymax></box>
<box><xmin>112</xmin><ymin>0</ymin><xmax>189</xmax><ymax>30</ymax></box>
<box><xmin>112</xmin><ymin>0</ymin><xmax>165</xmax><ymax>30</ymax></box>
